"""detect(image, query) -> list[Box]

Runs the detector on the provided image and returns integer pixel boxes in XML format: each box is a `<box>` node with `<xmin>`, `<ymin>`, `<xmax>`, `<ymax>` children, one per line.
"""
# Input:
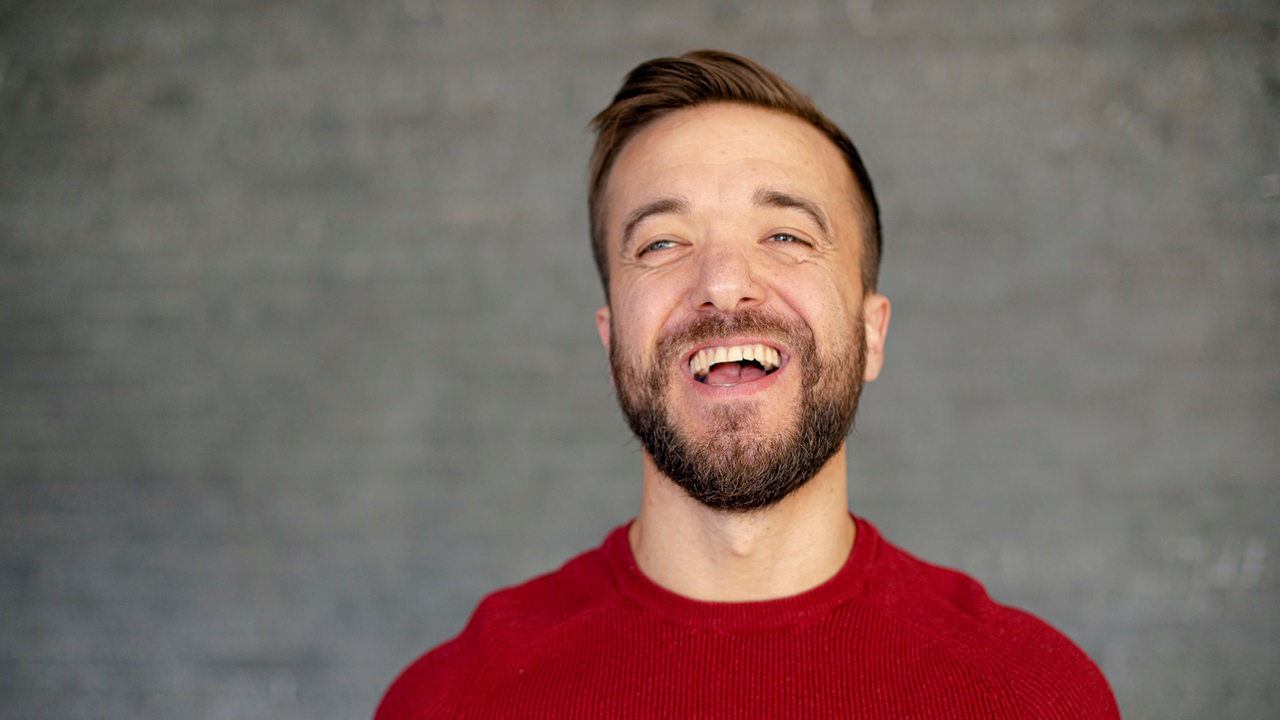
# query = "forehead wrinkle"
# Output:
<box><xmin>621</xmin><ymin>196</ymin><xmax>689</xmax><ymax>254</ymax></box>
<box><xmin>752</xmin><ymin>187</ymin><xmax>831</xmax><ymax>239</ymax></box>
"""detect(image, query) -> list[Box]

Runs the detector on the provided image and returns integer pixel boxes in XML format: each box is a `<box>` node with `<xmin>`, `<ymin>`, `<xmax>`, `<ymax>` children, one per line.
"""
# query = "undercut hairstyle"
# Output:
<box><xmin>588</xmin><ymin>49</ymin><xmax>882</xmax><ymax>299</ymax></box>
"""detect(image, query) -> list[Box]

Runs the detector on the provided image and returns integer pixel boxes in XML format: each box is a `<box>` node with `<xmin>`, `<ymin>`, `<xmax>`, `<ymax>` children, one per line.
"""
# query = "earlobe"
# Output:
<box><xmin>595</xmin><ymin>305</ymin><xmax>612</xmax><ymax>354</ymax></box>
<box><xmin>861</xmin><ymin>294</ymin><xmax>891</xmax><ymax>382</ymax></box>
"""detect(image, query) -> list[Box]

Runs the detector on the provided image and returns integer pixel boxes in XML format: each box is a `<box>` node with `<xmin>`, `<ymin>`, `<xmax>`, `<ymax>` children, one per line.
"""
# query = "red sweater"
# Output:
<box><xmin>377</xmin><ymin>518</ymin><xmax>1119</xmax><ymax>719</ymax></box>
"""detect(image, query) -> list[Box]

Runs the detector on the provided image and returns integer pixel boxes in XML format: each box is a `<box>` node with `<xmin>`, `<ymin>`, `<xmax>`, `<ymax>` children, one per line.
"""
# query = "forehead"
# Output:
<box><xmin>603</xmin><ymin>103</ymin><xmax>859</xmax><ymax>233</ymax></box>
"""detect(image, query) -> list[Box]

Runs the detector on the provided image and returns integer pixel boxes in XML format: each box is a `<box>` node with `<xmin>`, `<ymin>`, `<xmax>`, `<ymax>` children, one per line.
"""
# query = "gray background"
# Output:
<box><xmin>2</xmin><ymin>1</ymin><xmax>1277</xmax><ymax>718</ymax></box>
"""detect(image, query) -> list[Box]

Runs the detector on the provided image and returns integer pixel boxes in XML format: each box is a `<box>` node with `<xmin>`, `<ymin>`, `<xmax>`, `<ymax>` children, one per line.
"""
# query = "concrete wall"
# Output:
<box><xmin>2</xmin><ymin>1</ymin><xmax>1276</xmax><ymax>717</ymax></box>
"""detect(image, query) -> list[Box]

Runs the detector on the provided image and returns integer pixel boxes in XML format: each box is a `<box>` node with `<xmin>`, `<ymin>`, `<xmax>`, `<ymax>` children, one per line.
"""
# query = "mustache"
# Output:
<box><xmin>655</xmin><ymin>310</ymin><xmax>812</xmax><ymax>362</ymax></box>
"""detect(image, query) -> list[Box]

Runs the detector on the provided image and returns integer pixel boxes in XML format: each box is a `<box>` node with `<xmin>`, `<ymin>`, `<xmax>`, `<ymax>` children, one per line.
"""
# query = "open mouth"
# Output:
<box><xmin>689</xmin><ymin>344</ymin><xmax>782</xmax><ymax>386</ymax></box>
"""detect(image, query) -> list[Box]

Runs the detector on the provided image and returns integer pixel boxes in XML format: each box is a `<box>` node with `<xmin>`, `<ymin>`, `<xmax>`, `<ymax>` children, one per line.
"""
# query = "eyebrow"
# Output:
<box><xmin>618</xmin><ymin>189</ymin><xmax>831</xmax><ymax>253</ymax></box>
<box><xmin>753</xmin><ymin>188</ymin><xmax>831</xmax><ymax>238</ymax></box>
<box><xmin>621</xmin><ymin>196</ymin><xmax>689</xmax><ymax>254</ymax></box>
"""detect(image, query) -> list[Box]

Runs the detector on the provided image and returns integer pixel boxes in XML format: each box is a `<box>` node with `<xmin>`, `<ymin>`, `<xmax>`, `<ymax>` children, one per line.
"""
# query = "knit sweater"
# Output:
<box><xmin>376</xmin><ymin>517</ymin><xmax>1119</xmax><ymax>719</ymax></box>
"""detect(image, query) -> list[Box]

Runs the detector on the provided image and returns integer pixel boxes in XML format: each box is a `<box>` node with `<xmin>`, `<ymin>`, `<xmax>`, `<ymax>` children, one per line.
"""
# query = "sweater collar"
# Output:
<box><xmin>602</xmin><ymin>515</ymin><xmax>879</xmax><ymax>632</ymax></box>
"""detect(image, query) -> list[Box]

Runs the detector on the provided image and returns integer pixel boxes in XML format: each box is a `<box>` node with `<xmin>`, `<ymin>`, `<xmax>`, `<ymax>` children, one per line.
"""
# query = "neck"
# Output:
<box><xmin>629</xmin><ymin>448</ymin><xmax>855</xmax><ymax>602</ymax></box>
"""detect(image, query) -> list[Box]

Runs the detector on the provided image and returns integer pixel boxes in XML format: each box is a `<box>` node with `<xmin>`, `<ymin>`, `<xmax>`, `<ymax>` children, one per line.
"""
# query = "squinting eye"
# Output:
<box><xmin>640</xmin><ymin>239</ymin><xmax>678</xmax><ymax>255</ymax></box>
<box><xmin>769</xmin><ymin>233</ymin><xmax>806</xmax><ymax>245</ymax></box>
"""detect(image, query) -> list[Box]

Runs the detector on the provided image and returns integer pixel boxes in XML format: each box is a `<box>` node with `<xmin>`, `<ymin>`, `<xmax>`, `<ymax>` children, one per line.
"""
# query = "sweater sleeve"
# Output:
<box><xmin>373</xmin><ymin>539</ymin><xmax>621</xmax><ymax>720</ymax></box>
<box><xmin>373</xmin><ymin>587</ymin><xmax>547</xmax><ymax>720</ymax></box>
<box><xmin>373</xmin><ymin>629</ymin><xmax>477</xmax><ymax>720</ymax></box>
<box><xmin>997</xmin><ymin>607</ymin><xmax>1121</xmax><ymax>720</ymax></box>
<box><xmin>860</xmin><ymin>528</ymin><xmax>1121</xmax><ymax>720</ymax></box>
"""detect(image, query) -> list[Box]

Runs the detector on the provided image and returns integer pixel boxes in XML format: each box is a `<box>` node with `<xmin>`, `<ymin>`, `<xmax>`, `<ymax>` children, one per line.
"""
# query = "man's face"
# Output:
<box><xmin>594</xmin><ymin>103</ymin><xmax>889</xmax><ymax>511</ymax></box>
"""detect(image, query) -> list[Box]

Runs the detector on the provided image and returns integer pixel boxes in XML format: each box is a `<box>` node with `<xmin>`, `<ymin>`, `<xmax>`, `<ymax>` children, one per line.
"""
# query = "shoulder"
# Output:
<box><xmin>858</xmin><ymin>523</ymin><xmax>1121</xmax><ymax>719</ymax></box>
<box><xmin>374</xmin><ymin>535</ymin><xmax>621</xmax><ymax>720</ymax></box>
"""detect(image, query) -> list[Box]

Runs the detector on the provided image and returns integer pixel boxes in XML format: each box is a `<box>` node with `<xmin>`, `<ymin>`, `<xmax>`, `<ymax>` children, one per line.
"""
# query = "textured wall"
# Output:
<box><xmin>2</xmin><ymin>1</ymin><xmax>1277</xmax><ymax>718</ymax></box>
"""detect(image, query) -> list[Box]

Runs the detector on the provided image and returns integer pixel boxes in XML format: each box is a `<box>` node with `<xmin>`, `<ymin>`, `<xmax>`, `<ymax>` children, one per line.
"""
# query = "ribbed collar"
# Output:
<box><xmin>603</xmin><ymin>515</ymin><xmax>879</xmax><ymax>633</ymax></box>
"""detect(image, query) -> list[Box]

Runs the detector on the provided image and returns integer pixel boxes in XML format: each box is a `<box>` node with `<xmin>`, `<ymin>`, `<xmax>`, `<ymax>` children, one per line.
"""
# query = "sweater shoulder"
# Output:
<box><xmin>861</xmin><ymin>531</ymin><xmax>1120</xmax><ymax>719</ymax></box>
<box><xmin>472</xmin><ymin>540</ymin><xmax>620</xmax><ymax>635</ymax></box>
<box><xmin>374</xmin><ymin>539</ymin><xmax>619</xmax><ymax>720</ymax></box>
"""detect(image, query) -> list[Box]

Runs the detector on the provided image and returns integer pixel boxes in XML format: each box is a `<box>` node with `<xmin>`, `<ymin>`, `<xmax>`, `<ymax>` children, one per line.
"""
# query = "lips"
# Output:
<box><xmin>688</xmin><ymin>343</ymin><xmax>783</xmax><ymax>386</ymax></box>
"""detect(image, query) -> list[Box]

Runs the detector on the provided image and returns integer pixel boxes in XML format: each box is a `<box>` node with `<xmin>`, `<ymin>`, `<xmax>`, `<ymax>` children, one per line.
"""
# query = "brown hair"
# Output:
<box><xmin>588</xmin><ymin>49</ymin><xmax>882</xmax><ymax>298</ymax></box>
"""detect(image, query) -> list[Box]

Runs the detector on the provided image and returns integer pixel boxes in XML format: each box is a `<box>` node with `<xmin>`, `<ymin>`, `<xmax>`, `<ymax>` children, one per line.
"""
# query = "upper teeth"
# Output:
<box><xmin>689</xmin><ymin>344</ymin><xmax>781</xmax><ymax>378</ymax></box>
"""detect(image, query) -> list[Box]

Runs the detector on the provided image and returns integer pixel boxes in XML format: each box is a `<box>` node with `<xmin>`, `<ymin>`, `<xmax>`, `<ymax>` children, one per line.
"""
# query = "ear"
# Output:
<box><xmin>595</xmin><ymin>305</ymin><xmax>612</xmax><ymax>354</ymax></box>
<box><xmin>595</xmin><ymin>305</ymin><xmax>616</xmax><ymax>389</ymax></box>
<box><xmin>861</xmin><ymin>293</ymin><xmax>891</xmax><ymax>382</ymax></box>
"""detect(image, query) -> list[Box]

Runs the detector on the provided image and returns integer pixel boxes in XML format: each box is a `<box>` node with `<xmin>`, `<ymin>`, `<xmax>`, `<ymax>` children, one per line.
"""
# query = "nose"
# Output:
<box><xmin>692</xmin><ymin>243</ymin><xmax>765</xmax><ymax>313</ymax></box>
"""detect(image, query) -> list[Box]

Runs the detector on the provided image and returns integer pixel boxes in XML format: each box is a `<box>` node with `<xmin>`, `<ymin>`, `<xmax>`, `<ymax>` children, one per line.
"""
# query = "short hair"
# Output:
<box><xmin>588</xmin><ymin>49</ymin><xmax>882</xmax><ymax>299</ymax></box>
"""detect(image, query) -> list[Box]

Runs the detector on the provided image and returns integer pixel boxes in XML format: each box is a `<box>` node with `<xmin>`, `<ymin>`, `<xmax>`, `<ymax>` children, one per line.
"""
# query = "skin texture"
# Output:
<box><xmin>595</xmin><ymin>103</ymin><xmax>890</xmax><ymax>601</ymax></box>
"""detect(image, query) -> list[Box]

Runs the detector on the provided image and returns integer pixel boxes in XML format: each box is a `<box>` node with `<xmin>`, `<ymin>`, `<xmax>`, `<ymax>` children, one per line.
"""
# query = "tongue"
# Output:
<box><xmin>704</xmin><ymin>362</ymin><xmax>768</xmax><ymax>386</ymax></box>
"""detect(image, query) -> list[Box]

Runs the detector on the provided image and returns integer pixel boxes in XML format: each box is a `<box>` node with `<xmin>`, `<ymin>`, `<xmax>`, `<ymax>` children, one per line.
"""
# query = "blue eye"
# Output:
<box><xmin>769</xmin><ymin>233</ymin><xmax>806</xmax><ymax>245</ymax></box>
<box><xmin>640</xmin><ymin>239</ymin><xmax>678</xmax><ymax>255</ymax></box>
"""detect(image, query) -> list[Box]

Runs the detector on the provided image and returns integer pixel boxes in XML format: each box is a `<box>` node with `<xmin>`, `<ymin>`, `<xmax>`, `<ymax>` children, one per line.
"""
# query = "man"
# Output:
<box><xmin>376</xmin><ymin>50</ymin><xmax>1119</xmax><ymax>719</ymax></box>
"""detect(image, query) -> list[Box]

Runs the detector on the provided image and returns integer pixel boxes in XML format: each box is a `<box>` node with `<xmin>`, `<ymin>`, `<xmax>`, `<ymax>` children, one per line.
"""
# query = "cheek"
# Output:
<box><xmin>609</xmin><ymin>300</ymin><xmax>663</xmax><ymax>363</ymax></box>
<box><xmin>773</xmin><ymin>268</ymin><xmax>855</xmax><ymax>330</ymax></box>
<box><xmin>612</xmin><ymin>273</ymin><xmax>687</xmax><ymax>347</ymax></box>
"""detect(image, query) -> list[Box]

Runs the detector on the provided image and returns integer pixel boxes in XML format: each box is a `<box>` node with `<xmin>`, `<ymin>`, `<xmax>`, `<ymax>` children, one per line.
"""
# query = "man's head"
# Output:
<box><xmin>589</xmin><ymin>52</ymin><xmax>890</xmax><ymax>512</ymax></box>
<box><xmin>589</xmin><ymin>49</ymin><xmax>882</xmax><ymax>298</ymax></box>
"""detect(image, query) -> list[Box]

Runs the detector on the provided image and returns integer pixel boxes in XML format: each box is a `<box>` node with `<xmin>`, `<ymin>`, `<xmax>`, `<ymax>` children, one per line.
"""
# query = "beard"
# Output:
<box><xmin>610</xmin><ymin>308</ymin><xmax>867</xmax><ymax>512</ymax></box>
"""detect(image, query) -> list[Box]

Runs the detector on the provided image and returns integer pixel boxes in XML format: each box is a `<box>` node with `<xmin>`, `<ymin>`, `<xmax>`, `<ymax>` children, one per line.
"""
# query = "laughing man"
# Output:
<box><xmin>376</xmin><ymin>50</ymin><xmax>1120</xmax><ymax>719</ymax></box>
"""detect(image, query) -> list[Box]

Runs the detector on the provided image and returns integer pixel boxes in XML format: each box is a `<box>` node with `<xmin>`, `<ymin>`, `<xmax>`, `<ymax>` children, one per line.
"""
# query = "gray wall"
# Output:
<box><xmin>2</xmin><ymin>1</ymin><xmax>1277</xmax><ymax>718</ymax></box>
